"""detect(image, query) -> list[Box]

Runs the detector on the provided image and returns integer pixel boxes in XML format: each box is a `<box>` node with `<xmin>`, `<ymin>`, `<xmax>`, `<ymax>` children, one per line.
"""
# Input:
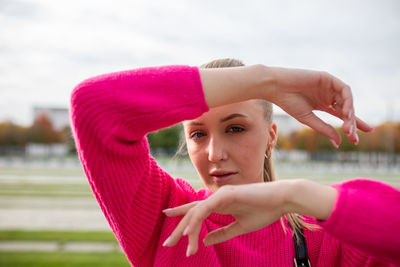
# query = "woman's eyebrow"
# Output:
<box><xmin>220</xmin><ymin>113</ymin><xmax>247</xmax><ymax>122</ymax></box>
<box><xmin>186</xmin><ymin>113</ymin><xmax>247</xmax><ymax>126</ymax></box>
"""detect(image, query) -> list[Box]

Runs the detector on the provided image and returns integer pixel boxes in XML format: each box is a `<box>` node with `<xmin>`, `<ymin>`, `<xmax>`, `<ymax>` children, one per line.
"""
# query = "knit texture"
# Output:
<box><xmin>70</xmin><ymin>65</ymin><xmax>400</xmax><ymax>266</ymax></box>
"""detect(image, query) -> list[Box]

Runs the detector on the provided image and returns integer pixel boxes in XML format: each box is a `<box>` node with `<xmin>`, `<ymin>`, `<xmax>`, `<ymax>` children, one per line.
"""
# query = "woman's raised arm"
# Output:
<box><xmin>199</xmin><ymin>65</ymin><xmax>373</xmax><ymax>147</ymax></box>
<box><xmin>70</xmin><ymin>65</ymin><xmax>210</xmax><ymax>265</ymax></box>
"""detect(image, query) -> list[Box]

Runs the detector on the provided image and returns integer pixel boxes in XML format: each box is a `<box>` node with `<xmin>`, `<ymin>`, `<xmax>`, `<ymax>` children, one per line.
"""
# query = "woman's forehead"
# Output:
<box><xmin>184</xmin><ymin>100</ymin><xmax>264</xmax><ymax>126</ymax></box>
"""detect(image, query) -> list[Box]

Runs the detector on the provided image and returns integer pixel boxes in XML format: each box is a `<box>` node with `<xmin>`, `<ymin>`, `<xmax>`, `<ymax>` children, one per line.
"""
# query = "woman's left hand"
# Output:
<box><xmin>162</xmin><ymin>182</ymin><xmax>287</xmax><ymax>256</ymax></box>
<box><xmin>162</xmin><ymin>179</ymin><xmax>337</xmax><ymax>257</ymax></box>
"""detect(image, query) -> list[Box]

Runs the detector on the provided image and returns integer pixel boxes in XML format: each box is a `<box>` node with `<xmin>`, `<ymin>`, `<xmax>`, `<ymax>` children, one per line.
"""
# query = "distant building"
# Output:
<box><xmin>33</xmin><ymin>107</ymin><xmax>69</xmax><ymax>130</ymax></box>
<box><xmin>273</xmin><ymin>113</ymin><xmax>303</xmax><ymax>136</ymax></box>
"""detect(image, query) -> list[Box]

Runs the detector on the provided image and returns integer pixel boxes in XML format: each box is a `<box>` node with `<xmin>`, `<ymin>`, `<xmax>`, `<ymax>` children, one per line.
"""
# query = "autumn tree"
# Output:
<box><xmin>26</xmin><ymin>113</ymin><xmax>61</xmax><ymax>144</ymax></box>
<box><xmin>276</xmin><ymin>133</ymin><xmax>292</xmax><ymax>150</ymax></box>
<box><xmin>0</xmin><ymin>121</ymin><xmax>28</xmax><ymax>146</ymax></box>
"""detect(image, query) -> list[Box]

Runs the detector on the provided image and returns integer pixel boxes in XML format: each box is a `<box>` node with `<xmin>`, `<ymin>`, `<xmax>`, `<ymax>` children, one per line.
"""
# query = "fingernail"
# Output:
<box><xmin>183</xmin><ymin>226</ymin><xmax>189</xmax><ymax>236</ymax></box>
<box><xmin>355</xmin><ymin>133</ymin><xmax>359</xmax><ymax>145</ymax></box>
<box><xmin>162</xmin><ymin>237</ymin><xmax>171</xmax><ymax>247</ymax></box>
<box><xmin>162</xmin><ymin>208</ymin><xmax>172</xmax><ymax>213</ymax></box>
<box><xmin>186</xmin><ymin>244</ymin><xmax>191</xmax><ymax>257</ymax></box>
<box><xmin>347</xmin><ymin>109</ymin><xmax>353</xmax><ymax>119</ymax></box>
<box><xmin>330</xmin><ymin>139</ymin><xmax>339</xmax><ymax>149</ymax></box>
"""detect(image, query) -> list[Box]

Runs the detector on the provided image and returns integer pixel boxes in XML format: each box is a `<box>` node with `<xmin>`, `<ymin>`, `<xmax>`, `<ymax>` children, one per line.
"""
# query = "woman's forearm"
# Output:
<box><xmin>199</xmin><ymin>64</ymin><xmax>275</xmax><ymax>108</ymax></box>
<box><xmin>284</xmin><ymin>179</ymin><xmax>400</xmax><ymax>264</ymax></box>
<box><xmin>283</xmin><ymin>179</ymin><xmax>338</xmax><ymax>221</ymax></box>
<box><xmin>72</xmin><ymin>66</ymin><xmax>209</xmax><ymax>143</ymax></box>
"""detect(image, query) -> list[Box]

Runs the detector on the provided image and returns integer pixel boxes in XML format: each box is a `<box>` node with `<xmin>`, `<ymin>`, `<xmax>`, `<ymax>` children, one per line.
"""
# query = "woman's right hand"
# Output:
<box><xmin>199</xmin><ymin>65</ymin><xmax>373</xmax><ymax>147</ymax></box>
<box><xmin>268</xmin><ymin>67</ymin><xmax>373</xmax><ymax>146</ymax></box>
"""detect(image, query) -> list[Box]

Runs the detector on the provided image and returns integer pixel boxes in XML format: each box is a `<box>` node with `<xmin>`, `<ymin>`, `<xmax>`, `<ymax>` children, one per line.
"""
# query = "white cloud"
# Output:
<box><xmin>0</xmin><ymin>0</ymin><xmax>399</xmax><ymax>126</ymax></box>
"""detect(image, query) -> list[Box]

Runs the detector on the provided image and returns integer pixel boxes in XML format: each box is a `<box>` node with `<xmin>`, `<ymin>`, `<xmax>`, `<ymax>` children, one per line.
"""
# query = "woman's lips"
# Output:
<box><xmin>210</xmin><ymin>172</ymin><xmax>238</xmax><ymax>184</ymax></box>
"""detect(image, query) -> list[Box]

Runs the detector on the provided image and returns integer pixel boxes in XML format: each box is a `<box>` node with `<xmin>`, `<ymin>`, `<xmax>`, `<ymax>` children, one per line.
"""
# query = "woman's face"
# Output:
<box><xmin>183</xmin><ymin>100</ymin><xmax>277</xmax><ymax>192</ymax></box>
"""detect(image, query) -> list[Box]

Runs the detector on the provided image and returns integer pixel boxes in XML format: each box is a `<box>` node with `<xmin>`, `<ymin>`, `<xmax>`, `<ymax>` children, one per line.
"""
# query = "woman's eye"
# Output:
<box><xmin>190</xmin><ymin>131</ymin><xmax>206</xmax><ymax>140</ymax></box>
<box><xmin>227</xmin><ymin>126</ymin><xmax>244</xmax><ymax>133</ymax></box>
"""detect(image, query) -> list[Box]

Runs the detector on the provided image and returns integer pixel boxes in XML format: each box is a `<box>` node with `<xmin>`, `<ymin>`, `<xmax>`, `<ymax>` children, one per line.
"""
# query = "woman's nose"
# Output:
<box><xmin>207</xmin><ymin>137</ymin><xmax>228</xmax><ymax>162</ymax></box>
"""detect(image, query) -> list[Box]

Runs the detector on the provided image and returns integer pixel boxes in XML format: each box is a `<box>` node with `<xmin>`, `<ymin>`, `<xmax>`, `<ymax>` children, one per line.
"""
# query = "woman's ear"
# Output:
<box><xmin>267</xmin><ymin>123</ymin><xmax>278</xmax><ymax>148</ymax></box>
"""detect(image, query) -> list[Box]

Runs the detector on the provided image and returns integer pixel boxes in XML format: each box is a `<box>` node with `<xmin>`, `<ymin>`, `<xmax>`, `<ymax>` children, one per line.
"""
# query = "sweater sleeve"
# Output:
<box><xmin>317</xmin><ymin>178</ymin><xmax>400</xmax><ymax>265</ymax></box>
<box><xmin>69</xmin><ymin>65</ymin><xmax>209</xmax><ymax>265</ymax></box>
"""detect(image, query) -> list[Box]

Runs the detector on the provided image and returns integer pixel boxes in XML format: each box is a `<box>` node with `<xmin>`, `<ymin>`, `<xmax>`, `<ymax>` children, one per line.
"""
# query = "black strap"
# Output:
<box><xmin>293</xmin><ymin>226</ymin><xmax>311</xmax><ymax>267</ymax></box>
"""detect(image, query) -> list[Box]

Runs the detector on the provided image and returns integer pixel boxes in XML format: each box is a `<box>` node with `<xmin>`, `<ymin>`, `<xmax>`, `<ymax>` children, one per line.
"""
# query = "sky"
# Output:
<box><xmin>1</xmin><ymin>0</ymin><xmax>400</xmax><ymax>127</ymax></box>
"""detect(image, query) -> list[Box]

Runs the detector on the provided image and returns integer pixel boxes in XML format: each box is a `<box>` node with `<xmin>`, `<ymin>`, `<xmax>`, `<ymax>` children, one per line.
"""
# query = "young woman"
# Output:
<box><xmin>70</xmin><ymin>59</ymin><xmax>399</xmax><ymax>266</ymax></box>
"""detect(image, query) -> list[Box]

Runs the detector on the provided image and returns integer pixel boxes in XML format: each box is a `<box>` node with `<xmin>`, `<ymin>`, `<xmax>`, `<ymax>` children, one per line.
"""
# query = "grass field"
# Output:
<box><xmin>0</xmin><ymin>251</ymin><xmax>130</xmax><ymax>267</ymax></box>
<box><xmin>0</xmin><ymin>230</ymin><xmax>128</xmax><ymax>267</ymax></box>
<box><xmin>0</xmin><ymin>230</ymin><xmax>118</xmax><ymax>243</ymax></box>
<box><xmin>1</xmin><ymin>171</ymin><xmax>398</xmax><ymax>197</ymax></box>
<box><xmin>0</xmin><ymin>157</ymin><xmax>398</xmax><ymax>266</ymax></box>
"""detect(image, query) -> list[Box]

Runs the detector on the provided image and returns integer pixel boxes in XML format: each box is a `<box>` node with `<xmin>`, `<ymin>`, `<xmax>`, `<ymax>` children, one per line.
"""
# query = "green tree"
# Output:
<box><xmin>147</xmin><ymin>124</ymin><xmax>182</xmax><ymax>153</ymax></box>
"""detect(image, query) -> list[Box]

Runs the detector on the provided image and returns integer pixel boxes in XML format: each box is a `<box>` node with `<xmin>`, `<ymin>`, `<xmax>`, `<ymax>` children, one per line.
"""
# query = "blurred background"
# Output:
<box><xmin>1</xmin><ymin>0</ymin><xmax>399</xmax><ymax>266</ymax></box>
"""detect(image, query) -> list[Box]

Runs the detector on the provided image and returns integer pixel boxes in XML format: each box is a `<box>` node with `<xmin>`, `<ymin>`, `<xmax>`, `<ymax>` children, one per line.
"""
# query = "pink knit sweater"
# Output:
<box><xmin>70</xmin><ymin>65</ymin><xmax>400</xmax><ymax>266</ymax></box>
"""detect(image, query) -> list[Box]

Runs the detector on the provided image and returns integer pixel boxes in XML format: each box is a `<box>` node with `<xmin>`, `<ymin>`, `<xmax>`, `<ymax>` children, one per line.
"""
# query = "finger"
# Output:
<box><xmin>324</xmin><ymin>107</ymin><xmax>372</xmax><ymax>145</ymax></box>
<box><xmin>339</xmin><ymin>85</ymin><xmax>364</xmax><ymax>144</ymax></box>
<box><xmin>296</xmin><ymin>112</ymin><xmax>341</xmax><ymax>148</ymax></box>
<box><xmin>334</xmin><ymin>86</ymin><xmax>352</xmax><ymax>129</ymax></box>
<box><xmin>203</xmin><ymin>221</ymin><xmax>244</xmax><ymax>246</ymax></box>
<box><xmin>325</xmin><ymin>103</ymin><xmax>353</xmax><ymax>138</ymax></box>
<box><xmin>325</xmin><ymin>109</ymin><xmax>372</xmax><ymax>134</ymax></box>
<box><xmin>336</xmin><ymin>86</ymin><xmax>372</xmax><ymax>144</ymax></box>
<box><xmin>324</xmin><ymin>101</ymin><xmax>357</xmax><ymax>145</ymax></box>
<box><xmin>355</xmin><ymin>116</ymin><xmax>373</xmax><ymax>132</ymax></box>
<box><xmin>182</xmin><ymin>189</ymin><xmax>236</xmax><ymax>255</ymax></box>
<box><xmin>163</xmin><ymin>201</ymin><xmax>199</xmax><ymax>217</ymax></box>
<box><xmin>345</xmin><ymin>121</ymin><xmax>359</xmax><ymax>144</ymax></box>
<box><xmin>328</xmin><ymin>79</ymin><xmax>353</xmax><ymax>129</ymax></box>
<box><xmin>185</xmin><ymin>202</ymin><xmax>215</xmax><ymax>256</ymax></box>
<box><xmin>339</xmin><ymin>85</ymin><xmax>353</xmax><ymax>123</ymax></box>
<box><xmin>330</xmin><ymin>76</ymin><xmax>353</xmax><ymax>117</ymax></box>
<box><xmin>163</xmin><ymin>211</ymin><xmax>192</xmax><ymax>247</ymax></box>
<box><xmin>341</xmin><ymin>106</ymin><xmax>358</xmax><ymax>145</ymax></box>
<box><xmin>185</xmin><ymin>215</ymin><xmax>203</xmax><ymax>257</ymax></box>
<box><xmin>342</xmin><ymin>112</ymin><xmax>357</xmax><ymax>144</ymax></box>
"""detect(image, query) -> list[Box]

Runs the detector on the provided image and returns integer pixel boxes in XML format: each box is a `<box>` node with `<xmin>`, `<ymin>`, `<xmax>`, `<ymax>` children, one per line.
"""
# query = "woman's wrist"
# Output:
<box><xmin>283</xmin><ymin>179</ymin><xmax>337</xmax><ymax>221</ymax></box>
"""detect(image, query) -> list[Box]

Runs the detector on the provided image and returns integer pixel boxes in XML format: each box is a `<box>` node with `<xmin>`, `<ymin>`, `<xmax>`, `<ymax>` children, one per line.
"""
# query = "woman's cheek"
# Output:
<box><xmin>188</xmin><ymin>149</ymin><xmax>207</xmax><ymax>173</ymax></box>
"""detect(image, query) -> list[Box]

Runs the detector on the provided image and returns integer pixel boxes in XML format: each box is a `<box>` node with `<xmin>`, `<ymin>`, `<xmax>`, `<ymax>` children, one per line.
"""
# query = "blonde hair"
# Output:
<box><xmin>200</xmin><ymin>58</ymin><xmax>317</xmax><ymax>241</ymax></box>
